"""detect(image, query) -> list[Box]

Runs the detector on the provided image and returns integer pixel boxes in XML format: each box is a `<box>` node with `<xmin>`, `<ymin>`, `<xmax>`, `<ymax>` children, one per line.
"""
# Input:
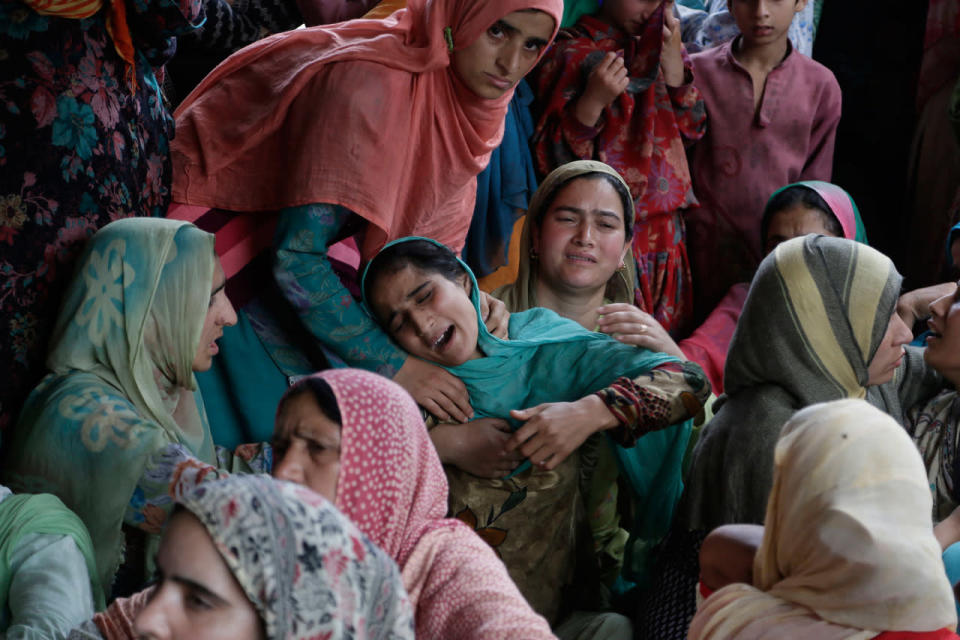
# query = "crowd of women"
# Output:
<box><xmin>1</xmin><ymin>0</ymin><xmax>960</xmax><ymax>637</ymax></box>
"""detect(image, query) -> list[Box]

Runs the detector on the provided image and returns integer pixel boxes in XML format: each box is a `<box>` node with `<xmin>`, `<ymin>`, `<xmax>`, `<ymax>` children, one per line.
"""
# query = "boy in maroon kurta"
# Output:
<box><xmin>684</xmin><ymin>0</ymin><xmax>841</xmax><ymax>319</ymax></box>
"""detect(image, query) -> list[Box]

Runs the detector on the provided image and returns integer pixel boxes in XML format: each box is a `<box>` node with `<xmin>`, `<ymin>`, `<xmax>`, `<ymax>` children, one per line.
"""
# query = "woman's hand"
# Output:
<box><xmin>897</xmin><ymin>282</ymin><xmax>958</xmax><ymax>331</ymax></box>
<box><xmin>935</xmin><ymin>504</ymin><xmax>960</xmax><ymax>550</ymax></box>
<box><xmin>575</xmin><ymin>52</ymin><xmax>630</xmax><ymax>127</ymax></box>
<box><xmin>596</xmin><ymin>303</ymin><xmax>686</xmax><ymax>359</ymax></box>
<box><xmin>660</xmin><ymin>0</ymin><xmax>685</xmax><ymax>87</ymax></box>
<box><xmin>394</xmin><ymin>357</ymin><xmax>473</xmax><ymax>423</ymax></box>
<box><xmin>430</xmin><ymin>418</ymin><xmax>523</xmax><ymax>478</ymax></box>
<box><xmin>479</xmin><ymin>291</ymin><xmax>510</xmax><ymax>339</ymax></box>
<box><xmin>505</xmin><ymin>395</ymin><xmax>619</xmax><ymax>470</ymax></box>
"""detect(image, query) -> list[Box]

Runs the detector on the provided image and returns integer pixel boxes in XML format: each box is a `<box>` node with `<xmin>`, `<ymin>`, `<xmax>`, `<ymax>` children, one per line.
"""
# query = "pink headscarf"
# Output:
<box><xmin>798</xmin><ymin>180</ymin><xmax>860</xmax><ymax>241</ymax></box>
<box><xmin>316</xmin><ymin>369</ymin><xmax>556</xmax><ymax>640</ymax></box>
<box><xmin>171</xmin><ymin>0</ymin><xmax>563</xmax><ymax>261</ymax></box>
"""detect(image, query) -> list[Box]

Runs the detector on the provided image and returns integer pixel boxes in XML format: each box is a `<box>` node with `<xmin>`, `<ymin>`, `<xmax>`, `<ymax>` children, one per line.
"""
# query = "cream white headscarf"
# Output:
<box><xmin>689</xmin><ymin>399</ymin><xmax>957</xmax><ymax>640</ymax></box>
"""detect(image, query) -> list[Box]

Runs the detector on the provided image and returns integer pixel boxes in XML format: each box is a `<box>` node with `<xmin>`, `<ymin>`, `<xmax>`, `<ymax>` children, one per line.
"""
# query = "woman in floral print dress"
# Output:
<box><xmin>0</xmin><ymin>0</ymin><xmax>203</xmax><ymax>439</ymax></box>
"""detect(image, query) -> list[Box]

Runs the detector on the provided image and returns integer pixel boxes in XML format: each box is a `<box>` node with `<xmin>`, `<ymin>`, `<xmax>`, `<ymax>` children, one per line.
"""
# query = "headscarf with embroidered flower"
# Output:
<box><xmin>174</xmin><ymin>475</ymin><xmax>415</xmax><ymax>640</ymax></box>
<box><xmin>172</xmin><ymin>0</ymin><xmax>563</xmax><ymax>262</ymax></box>
<box><xmin>4</xmin><ymin>218</ymin><xmax>219</xmax><ymax>594</ymax></box>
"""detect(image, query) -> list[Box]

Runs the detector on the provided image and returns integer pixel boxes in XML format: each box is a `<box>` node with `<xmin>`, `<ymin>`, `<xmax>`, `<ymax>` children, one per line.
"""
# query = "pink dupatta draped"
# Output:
<box><xmin>171</xmin><ymin>0</ymin><xmax>562</xmax><ymax>260</ymax></box>
<box><xmin>318</xmin><ymin>369</ymin><xmax>556</xmax><ymax>640</ymax></box>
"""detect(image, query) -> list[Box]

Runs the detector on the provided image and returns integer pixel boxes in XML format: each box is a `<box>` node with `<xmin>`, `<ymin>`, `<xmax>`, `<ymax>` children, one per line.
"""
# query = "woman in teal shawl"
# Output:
<box><xmin>3</xmin><ymin>218</ymin><xmax>240</xmax><ymax>598</ymax></box>
<box><xmin>361</xmin><ymin>236</ymin><xmax>709</xmax><ymax>627</ymax></box>
<box><xmin>0</xmin><ymin>485</ymin><xmax>103</xmax><ymax>634</ymax></box>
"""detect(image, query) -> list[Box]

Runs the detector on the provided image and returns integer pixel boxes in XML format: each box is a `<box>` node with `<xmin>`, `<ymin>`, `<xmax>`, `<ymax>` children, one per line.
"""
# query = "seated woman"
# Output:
<box><xmin>491</xmin><ymin>159</ymin><xmax>703</xmax><ymax>599</ymax></box>
<box><xmin>170</xmin><ymin>0</ymin><xmax>563</xmax><ymax>448</ymax></box>
<box><xmin>135</xmin><ymin>474</ymin><xmax>414</xmax><ymax>639</ymax></box>
<box><xmin>908</xmin><ymin>280</ymin><xmax>960</xmax><ymax>520</ymax></box>
<box><xmin>2</xmin><ymin>218</ymin><xmax>250</xmax><ymax>598</ymax></box>
<box><xmin>272</xmin><ymin>369</ymin><xmax>557</xmax><ymax>639</ymax></box>
<box><xmin>360</xmin><ymin>237</ymin><xmax>709</xmax><ymax>627</ymax></box>
<box><xmin>494</xmin><ymin>170</ymin><xmax>866</xmax><ymax>394</ymax></box>
<box><xmin>636</xmin><ymin>235</ymin><xmax>942</xmax><ymax>638</ymax></box>
<box><xmin>0</xmin><ymin>485</ymin><xmax>103</xmax><ymax>636</ymax></box>
<box><xmin>689</xmin><ymin>399</ymin><xmax>958</xmax><ymax>640</ymax></box>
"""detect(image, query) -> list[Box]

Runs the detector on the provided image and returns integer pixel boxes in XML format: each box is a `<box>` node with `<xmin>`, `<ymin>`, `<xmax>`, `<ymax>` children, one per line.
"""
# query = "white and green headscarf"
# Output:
<box><xmin>4</xmin><ymin>218</ymin><xmax>218</xmax><ymax>594</ymax></box>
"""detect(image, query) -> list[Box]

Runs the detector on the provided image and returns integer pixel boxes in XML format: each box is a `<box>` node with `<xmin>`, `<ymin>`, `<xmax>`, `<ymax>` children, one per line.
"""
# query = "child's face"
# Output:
<box><xmin>369</xmin><ymin>265</ymin><xmax>481</xmax><ymax>367</ymax></box>
<box><xmin>600</xmin><ymin>0</ymin><xmax>663</xmax><ymax>35</ymax></box>
<box><xmin>727</xmin><ymin>0</ymin><xmax>806</xmax><ymax>47</ymax></box>
<box><xmin>763</xmin><ymin>203</ymin><xmax>838</xmax><ymax>255</ymax></box>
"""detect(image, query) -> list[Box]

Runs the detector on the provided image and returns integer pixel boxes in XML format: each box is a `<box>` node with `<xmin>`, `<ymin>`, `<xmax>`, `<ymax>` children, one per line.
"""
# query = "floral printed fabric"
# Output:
<box><xmin>0</xmin><ymin>0</ymin><xmax>203</xmax><ymax>438</ymax></box>
<box><xmin>533</xmin><ymin>8</ymin><xmax>707</xmax><ymax>334</ymax></box>
<box><xmin>175</xmin><ymin>475</ymin><xmax>416</xmax><ymax>640</ymax></box>
<box><xmin>907</xmin><ymin>388</ymin><xmax>960</xmax><ymax>522</ymax></box>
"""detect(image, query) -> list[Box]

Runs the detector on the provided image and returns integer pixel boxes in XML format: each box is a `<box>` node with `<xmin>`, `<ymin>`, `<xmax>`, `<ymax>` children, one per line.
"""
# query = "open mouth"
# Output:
<box><xmin>432</xmin><ymin>325</ymin><xmax>454</xmax><ymax>351</ymax></box>
<box><xmin>565</xmin><ymin>253</ymin><xmax>597</xmax><ymax>264</ymax></box>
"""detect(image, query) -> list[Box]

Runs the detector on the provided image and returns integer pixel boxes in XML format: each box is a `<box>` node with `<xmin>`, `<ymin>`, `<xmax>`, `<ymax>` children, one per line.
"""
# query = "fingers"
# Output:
<box><xmin>596</xmin><ymin>52</ymin><xmax>626</xmax><ymax>76</ymax></box>
<box><xmin>490</xmin><ymin>419</ymin><xmax>513</xmax><ymax>433</ymax></box>
<box><xmin>665</xmin><ymin>0</ymin><xmax>679</xmax><ymax>27</ymax></box>
<box><xmin>422</xmin><ymin>379</ymin><xmax>472</xmax><ymax>423</ymax></box>
<box><xmin>609</xmin><ymin>333</ymin><xmax>660</xmax><ymax>349</ymax></box>
<box><xmin>599</xmin><ymin>321</ymin><xmax>652</xmax><ymax>337</ymax></box>
<box><xmin>597</xmin><ymin>302</ymin><xmax>637</xmax><ymax>314</ymax></box>
<box><xmin>479</xmin><ymin>290</ymin><xmax>490</xmax><ymax>321</ymax></box>
<box><xmin>509</xmin><ymin>404</ymin><xmax>548</xmax><ymax>422</ymax></box>
<box><xmin>437</xmin><ymin>373</ymin><xmax>473</xmax><ymax>422</ymax></box>
<box><xmin>597</xmin><ymin>309</ymin><xmax>647</xmax><ymax>326</ymax></box>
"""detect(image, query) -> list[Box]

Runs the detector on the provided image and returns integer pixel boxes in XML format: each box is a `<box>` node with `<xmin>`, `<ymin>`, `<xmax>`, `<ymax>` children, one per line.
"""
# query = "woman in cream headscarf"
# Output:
<box><xmin>689</xmin><ymin>399</ymin><xmax>957</xmax><ymax>640</ymax></box>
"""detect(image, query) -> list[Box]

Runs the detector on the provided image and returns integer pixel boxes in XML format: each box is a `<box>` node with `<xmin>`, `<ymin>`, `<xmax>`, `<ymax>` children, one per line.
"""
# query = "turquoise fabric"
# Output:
<box><xmin>946</xmin><ymin>222</ymin><xmax>960</xmax><ymax>268</ymax></box>
<box><xmin>0</xmin><ymin>493</ymin><xmax>104</xmax><ymax>614</ymax></box>
<box><xmin>4</xmin><ymin>218</ymin><xmax>218</xmax><ymax>593</ymax></box>
<box><xmin>462</xmin><ymin>80</ymin><xmax>539</xmax><ymax>278</ymax></box>
<box><xmin>273</xmin><ymin>204</ymin><xmax>406</xmax><ymax>376</ymax></box>
<box><xmin>561</xmin><ymin>0</ymin><xmax>600</xmax><ymax>28</ymax></box>
<box><xmin>943</xmin><ymin>542</ymin><xmax>960</xmax><ymax>622</ymax></box>
<box><xmin>363</xmin><ymin>237</ymin><xmax>694</xmax><ymax>583</ymax></box>
<box><xmin>196</xmin><ymin>310</ymin><xmax>289</xmax><ymax>449</ymax></box>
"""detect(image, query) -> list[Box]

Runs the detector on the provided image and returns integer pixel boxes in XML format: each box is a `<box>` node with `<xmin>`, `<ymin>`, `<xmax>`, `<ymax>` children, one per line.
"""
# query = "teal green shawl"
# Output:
<box><xmin>4</xmin><ymin>219</ymin><xmax>218</xmax><ymax>594</ymax></box>
<box><xmin>0</xmin><ymin>491</ymin><xmax>104</xmax><ymax>612</ymax></box>
<box><xmin>363</xmin><ymin>237</ymin><xmax>693</xmax><ymax>581</ymax></box>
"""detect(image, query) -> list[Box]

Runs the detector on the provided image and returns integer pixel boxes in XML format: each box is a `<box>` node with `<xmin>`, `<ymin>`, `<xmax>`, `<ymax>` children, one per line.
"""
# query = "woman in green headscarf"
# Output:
<box><xmin>362</xmin><ymin>236</ymin><xmax>709</xmax><ymax>634</ymax></box>
<box><xmin>3</xmin><ymin>218</ymin><xmax>240</xmax><ymax>599</ymax></box>
<box><xmin>0</xmin><ymin>484</ymin><xmax>103</xmax><ymax>635</ymax></box>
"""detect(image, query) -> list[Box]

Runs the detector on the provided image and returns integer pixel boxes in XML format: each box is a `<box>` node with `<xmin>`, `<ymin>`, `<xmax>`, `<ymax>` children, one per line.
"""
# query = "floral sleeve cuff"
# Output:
<box><xmin>596</xmin><ymin>360</ymin><xmax>710</xmax><ymax>447</ymax></box>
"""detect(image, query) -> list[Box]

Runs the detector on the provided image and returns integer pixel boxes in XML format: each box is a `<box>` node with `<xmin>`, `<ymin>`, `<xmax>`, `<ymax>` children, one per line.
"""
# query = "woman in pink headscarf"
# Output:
<box><xmin>271</xmin><ymin>369</ymin><xmax>557</xmax><ymax>639</ymax></box>
<box><xmin>169</xmin><ymin>0</ymin><xmax>564</xmax><ymax>448</ymax></box>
